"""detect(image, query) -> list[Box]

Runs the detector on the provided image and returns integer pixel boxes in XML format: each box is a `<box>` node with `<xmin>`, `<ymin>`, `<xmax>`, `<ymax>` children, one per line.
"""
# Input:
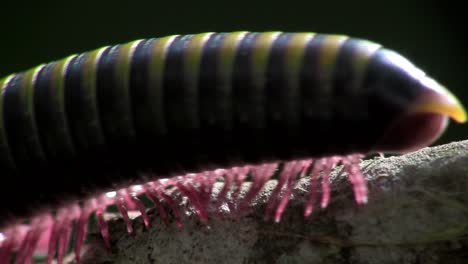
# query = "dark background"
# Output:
<box><xmin>0</xmin><ymin>0</ymin><xmax>465</xmax><ymax>145</ymax></box>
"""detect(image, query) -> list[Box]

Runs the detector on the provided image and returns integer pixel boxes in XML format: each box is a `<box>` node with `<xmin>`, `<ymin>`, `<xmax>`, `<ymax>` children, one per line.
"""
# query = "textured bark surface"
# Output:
<box><xmin>79</xmin><ymin>140</ymin><xmax>468</xmax><ymax>264</ymax></box>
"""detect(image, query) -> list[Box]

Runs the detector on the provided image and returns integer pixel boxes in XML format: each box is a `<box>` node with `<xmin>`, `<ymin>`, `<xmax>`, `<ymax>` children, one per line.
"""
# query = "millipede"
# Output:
<box><xmin>0</xmin><ymin>31</ymin><xmax>465</xmax><ymax>264</ymax></box>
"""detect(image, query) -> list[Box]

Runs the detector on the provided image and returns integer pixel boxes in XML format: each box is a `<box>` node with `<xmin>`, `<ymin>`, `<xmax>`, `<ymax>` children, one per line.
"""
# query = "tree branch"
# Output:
<box><xmin>80</xmin><ymin>140</ymin><xmax>468</xmax><ymax>264</ymax></box>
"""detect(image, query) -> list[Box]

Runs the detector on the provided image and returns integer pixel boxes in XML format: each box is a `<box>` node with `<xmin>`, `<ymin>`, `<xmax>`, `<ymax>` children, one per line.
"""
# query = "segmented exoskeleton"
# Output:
<box><xmin>0</xmin><ymin>32</ymin><xmax>465</xmax><ymax>263</ymax></box>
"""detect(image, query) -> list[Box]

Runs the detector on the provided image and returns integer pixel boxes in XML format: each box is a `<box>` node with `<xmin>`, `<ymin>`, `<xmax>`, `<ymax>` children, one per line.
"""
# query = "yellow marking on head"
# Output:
<box><xmin>415</xmin><ymin>100</ymin><xmax>466</xmax><ymax>123</ymax></box>
<box><xmin>412</xmin><ymin>82</ymin><xmax>467</xmax><ymax>123</ymax></box>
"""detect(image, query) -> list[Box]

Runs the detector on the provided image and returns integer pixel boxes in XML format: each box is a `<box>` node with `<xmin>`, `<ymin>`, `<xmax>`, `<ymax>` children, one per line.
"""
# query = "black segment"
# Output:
<box><xmin>197</xmin><ymin>33</ymin><xmax>237</xmax><ymax>165</ymax></box>
<box><xmin>332</xmin><ymin>38</ymin><xmax>362</xmax><ymax>110</ymax></box>
<box><xmin>96</xmin><ymin>44</ymin><xmax>148</xmax><ymax>184</ymax></box>
<box><xmin>129</xmin><ymin>38</ymin><xmax>158</xmax><ymax>140</ymax></box>
<box><xmin>299</xmin><ymin>34</ymin><xmax>336</xmax><ymax>154</ymax></box>
<box><xmin>265</xmin><ymin>33</ymin><xmax>292</xmax><ymax>128</ymax></box>
<box><xmin>264</xmin><ymin>33</ymin><xmax>300</xmax><ymax>159</ymax></box>
<box><xmin>3</xmin><ymin>73</ymin><xmax>44</xmax><ymax>167</ymax></box>
<box><xmin>34</xmin><ymin>62</ymin><xmax>75</xmax><ymax>160</ymax></box>
<box><xmin>96</xmin><ymin>44</ymin><xmax>134</xmax><ymax>143</ymax></box>
<box><xmin>162</xmin><ymin>34</ymin><xmax>213</xmax><ymax>171</ymax></box>
<box><xmin>64</xmin><ymin>52</ymin><xmax>103</xmax><ymax>151</ymax></box>
<box><xmin>232</xmin><ymin>33</ymin><xmax>265</xmax><ymax>131</ymax></box>
<box><xmin>361</xmin><ymin>48</ymin><xmax>422</xmax><ymax>149</ymax></box>
<box><xmin>163</xmin><ymin>35</ymin><xmax>193</xmax><ymax>133</ymax></box>
<box><xmin>365</xmin><ymin>49</ymin><xmax>420</xmax><ymax>109</ymax></box>
<box><xmin>162</xmin><ymin>35</ymin><xmax>195</xmax><ymax>170</ymax></box>
<box><xmin>62</xmin><ymin>51</ymin><xmax>123</xmax><ymax>205</ymax></box>
<box><xmin>231</xmin><ymin>32</ymin><xmax>266</xmax><ymax>162</ymax></box>
<box><xmin>0</xmin><ymin>73</ymin><xmax>46</xmax><ymax>223</ymax></box>
<box><xmin>128</xmin><ymin>38</ymin><xmax>177</xmax><ymax>175</ymax></box>
<box><xmin>0</xmin><ymin>78</ymin><xmax>15</xmax><ymax>173</ymax></box>
<box><xmin>198</xmin><ymin>33</ymin><xmax>228</xmax><ymax>132</ymax></box>
<box><xmin>2</xmin><ymin>72</ymin><xmax>51</xmax><ymax>223</ymax></box>
<box><xmin>330</xmin><ymin>38</ymin><xmax>367</xmax><ymax>150</ymax></box>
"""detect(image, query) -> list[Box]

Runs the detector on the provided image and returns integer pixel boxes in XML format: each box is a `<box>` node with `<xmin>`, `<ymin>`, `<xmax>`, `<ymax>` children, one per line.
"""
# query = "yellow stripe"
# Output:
<box><xmin>314</xmin><ymin>35</ymin><xmax>349</xmax><ymax>119</ymax></box>
<box><xmin>319</xmin><ymin>35</ymin><xmax>349</xmax><ymax>78</ymax></box>
<box><xmin>116</xmin><ymin>40</ymin><xmax>141</xmax><ymax>89</ymax></box>
<box><xmin>284</xmin><ymin>33</ymin><xmax>315</xmax><ymax>124</ymax></box>
<box><xmin>249</xmin><ymin>32</ymin><xmax>282</xmax><ymax>128</ymax></box>
<box><xmin>147</xmin><ymin>35</ymin><xmax>178</xmax><ymax>134</ymax></box>
<box><xmin>1</xmin><ymin>74</ymin><xmax>15</xmax><ymax>95</ymax></box>
<box><xmin>285</xmin><ymin>33</ymin><xmax>315</xmax><ymax>91</ymax></box>
<box><xmin>218</xmin><ymin>32</ymin><xmax>249</xmax><ymax>88</ymax></box>
<box><xmin>83</xmin><ymin>47</ymin><xmax>107</xmax><ymax>96</ymax></box>
<box><xmin>185</xmin><ymin>33</ymin><xmax>213</xmax><ymax>87</ymax></box>
<box><xmin>353</xmin><ymin>39</ymin><xmax>381</xmax><ymax>74</ymax></box>
<box><xmin>352</xmin><ymin>39</ymin><xmax>381</xmax><ymax>92</ymax></box>
<box><xmin>251</xmin><ymin>32</ymin><xmax>282</xmax><ymax>90</ymax></box>
<box><xmin>82</xmin><ymin>47</ymin><xmax>108</xmax><ymax>146</ymax></box>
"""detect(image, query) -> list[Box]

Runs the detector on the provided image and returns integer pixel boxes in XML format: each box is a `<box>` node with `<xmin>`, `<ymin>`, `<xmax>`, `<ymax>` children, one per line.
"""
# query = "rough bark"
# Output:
<box><xmin>79</xmin><ymin>140</ymin><xmax>468</xmax><ymax>264</ymax></box>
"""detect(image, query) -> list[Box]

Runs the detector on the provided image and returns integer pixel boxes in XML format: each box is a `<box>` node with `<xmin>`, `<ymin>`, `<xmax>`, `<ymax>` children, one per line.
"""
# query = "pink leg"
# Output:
<box><xmin>96</xmin><ymin>207</ymin><xmax>111</xmax><ymax>251</ymax></box>
<box><xmin>304</xmin><ymin>159</ymin><xmax>324</xmax><ymax>218</ymax></box>
<box><xmin>343</xmin><ymin>154</ymin><xmax>368</xmax><ymax>205</ymax></box>
<box><xmin>74</xmin><ymin>199</ymin><xmax>97</xmax><ymax>264</ymax></box>
<box><xmin>0</xmin><ymin>226</ymin><xmax>20</xmax><ymax>264</ymax></box>
<box><xmin>116</xmin><ymin>195</ymin><xmax>135</xmax><ymax>236</ymax></box>
<box><xmin>264</xmin><ymin>162</ymin><xmax>291</xmax><ymax>220</ymax></box>
<box><xmin>320</xmin><ymin>157</ymin><xmax>341</xmax><ymax>209</ymax></box>
<box><xmin>175</xmin><ymin>175</ymin><xmax>209</xmax><ymax>223</ymax></box>
<box><xmin>153</xmin><ymin>181</ymin><xmax>183</xmax><ymax>229</ymax></box>
<box><xmin>131</xmin><ymin>194</ymin><xmax>151</xmax><ymax>228</ymax></box>
<box><xmin>145</xmin><ymin>184</ymin><xmax>170</xmax><ymax>227</ymax></box>
<box><xmin>274</xmin><ymin>161</ymin><xmax>304</xmax><ymax>222</ymax></box>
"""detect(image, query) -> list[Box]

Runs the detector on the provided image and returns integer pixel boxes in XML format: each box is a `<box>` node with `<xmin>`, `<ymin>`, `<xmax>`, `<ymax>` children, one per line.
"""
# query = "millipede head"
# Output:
<box><xmin>363</xmin><ymin>49</ymin><xmax>466</xmax><ymax>153</ymax></box>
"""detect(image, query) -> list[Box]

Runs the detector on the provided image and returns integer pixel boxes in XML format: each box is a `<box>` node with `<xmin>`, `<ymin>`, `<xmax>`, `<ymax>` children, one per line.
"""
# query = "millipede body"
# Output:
<box><xmin>0</xmin><ymin>31</ymin><xmax>465</xmax><ymax>263</ymax></box>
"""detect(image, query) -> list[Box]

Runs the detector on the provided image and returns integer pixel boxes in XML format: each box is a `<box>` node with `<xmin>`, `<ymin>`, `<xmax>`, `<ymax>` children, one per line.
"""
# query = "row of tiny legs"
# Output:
<box><xmin>0</xmin><ymin>154</ymin><xmax>367</xmax><ymax>264</ymax></box>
